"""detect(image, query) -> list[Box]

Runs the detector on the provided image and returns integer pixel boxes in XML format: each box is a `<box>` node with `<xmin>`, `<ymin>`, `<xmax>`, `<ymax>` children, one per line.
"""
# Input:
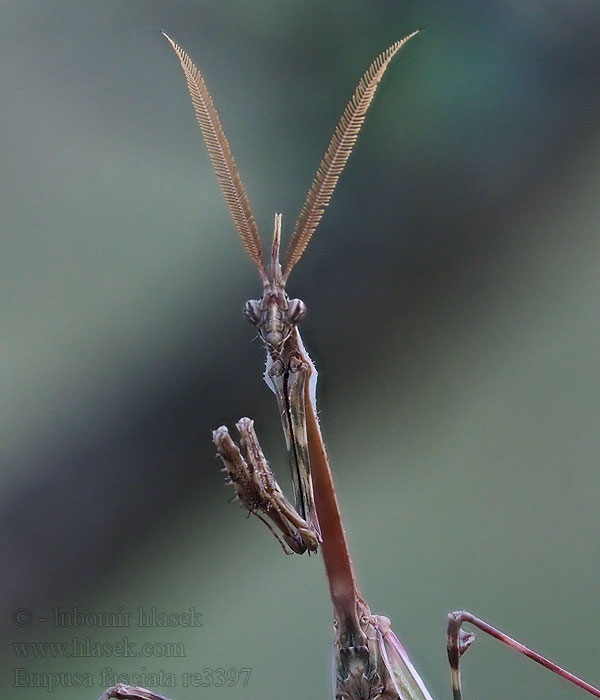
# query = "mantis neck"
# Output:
<box><xmin>293</xmin><ymin>328</ymin><xmax>363</xmax><ymax>622</ymax></box>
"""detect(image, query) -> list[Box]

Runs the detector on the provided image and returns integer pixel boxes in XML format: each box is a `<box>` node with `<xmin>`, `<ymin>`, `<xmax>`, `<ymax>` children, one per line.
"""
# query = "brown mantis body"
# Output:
<box><xmin>163</xmin><ymin>30</ymin><xmax>437</xmax><ymax>697</ymax></box>
<box><xmin>95</xmin><ymin>32</ymin><xmax>600</xmax><ymax>700</ymax></box>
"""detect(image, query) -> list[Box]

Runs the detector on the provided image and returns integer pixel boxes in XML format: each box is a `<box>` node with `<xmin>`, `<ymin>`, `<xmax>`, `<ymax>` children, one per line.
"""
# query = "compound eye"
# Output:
<box><xmin>244</xmin><ymin>299</ymin><xmax>261</xmax><ymax>326</ymax></box>
<box><xmin>287</xmin><ymin>298</ymin><xmax>306</xmax><ymax>324</ymax></box>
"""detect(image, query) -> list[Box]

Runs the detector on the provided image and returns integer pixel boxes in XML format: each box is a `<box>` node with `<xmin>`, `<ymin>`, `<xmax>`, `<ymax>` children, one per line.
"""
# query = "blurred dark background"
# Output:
<box><xmin>2</xmin><ymin>2</ymin><xmax>600</xmax><ymax>699</ymax></box>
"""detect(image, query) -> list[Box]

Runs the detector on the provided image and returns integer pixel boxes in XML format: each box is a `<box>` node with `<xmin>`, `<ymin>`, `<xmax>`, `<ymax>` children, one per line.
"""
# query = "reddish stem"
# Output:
<box><xmin>448</xmin><ymin>611</ymin><xmax>600</xmax><ymax>699</ymax></box>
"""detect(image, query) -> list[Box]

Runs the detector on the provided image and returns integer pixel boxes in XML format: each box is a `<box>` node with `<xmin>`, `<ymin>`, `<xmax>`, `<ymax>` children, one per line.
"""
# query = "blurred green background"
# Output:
<box><xmin>2</xmin><ymin>1</ymin><xmax>600</xmax><ymax>699</ymax></box>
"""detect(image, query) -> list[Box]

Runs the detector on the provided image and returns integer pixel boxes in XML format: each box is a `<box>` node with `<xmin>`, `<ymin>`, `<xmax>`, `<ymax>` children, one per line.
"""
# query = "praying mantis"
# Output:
<box><xmin>97</xmin><ymin>32</ymin><xmax>600</xmax><ymax>700</ymax></box>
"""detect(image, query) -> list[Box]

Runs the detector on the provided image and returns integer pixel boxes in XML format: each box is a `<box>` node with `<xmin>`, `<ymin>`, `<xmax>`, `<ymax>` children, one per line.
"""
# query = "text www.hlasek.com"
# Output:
<box><xmin>13</xmin><ymin>637</ymin><xmax>185</xmax><ymax>658</ymax></box>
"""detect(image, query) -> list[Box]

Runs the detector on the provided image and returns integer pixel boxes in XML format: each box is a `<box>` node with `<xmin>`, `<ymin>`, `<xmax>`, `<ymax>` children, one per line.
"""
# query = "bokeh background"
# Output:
<box><xmin>2</xmin><ymin>2</ymin><xmax>600</xmax><ymax>699</ymax></box>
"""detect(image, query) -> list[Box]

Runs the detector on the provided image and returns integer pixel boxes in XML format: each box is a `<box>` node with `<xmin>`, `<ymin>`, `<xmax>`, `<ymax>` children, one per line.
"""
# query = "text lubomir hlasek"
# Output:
<box><xmin>51</xmin><ymin>607</ymin><xmax>203</xmax><ymax>628</ymax></box>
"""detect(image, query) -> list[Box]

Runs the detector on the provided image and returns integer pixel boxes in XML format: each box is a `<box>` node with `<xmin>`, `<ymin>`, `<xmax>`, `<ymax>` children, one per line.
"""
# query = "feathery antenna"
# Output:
<box><xmin>162</xmin><ymin>32</ymin><xmax>267</xmax><ymax>282</ymax></box>
<box><xmin>283</xmin><ymin>30</ymin><xmax>420</xmax><ymax>281</ymax></box>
